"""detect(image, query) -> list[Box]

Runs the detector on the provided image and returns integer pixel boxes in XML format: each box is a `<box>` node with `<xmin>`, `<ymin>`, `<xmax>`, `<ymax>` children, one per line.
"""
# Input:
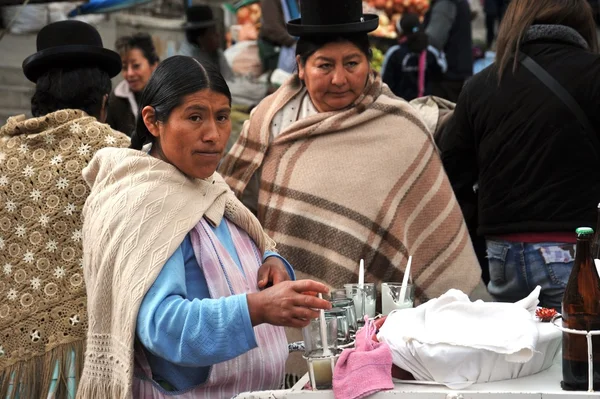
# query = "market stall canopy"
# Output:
<box><xmin>68</xmin><ymin>0</ymin><xmax>154</xmax><ymax>16</ymax></box>
<box><xmin>0</xmin><ymin>0</ymin><xmax>78</xmax><ymax>5</ymax></box>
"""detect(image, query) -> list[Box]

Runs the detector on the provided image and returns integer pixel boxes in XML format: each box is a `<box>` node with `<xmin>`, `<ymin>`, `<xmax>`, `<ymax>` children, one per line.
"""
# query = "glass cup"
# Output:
<box><xmin>331</xmin><ymin>298</ymin><xmax>358</xmax><ymax>335</ymax></box>
<box><xmin>302</xmin><ymin>315</ymin><xmax>338</xmax><ymax>356</ymax></box>
<box><xmin>381</xmin><ymin>283</ymin><xmax>415</xmax><ymax>316</ymax></box>
<box><xmin>330</xmin><ymin>288</ymin><xmax>350</xmax><ymax>300</ymax></box>
<box><xmin>344</xmin><ymin>283</ymin><xmax>376</xmax><ymax>321</ymax></box>
<box><xmin>325</xmin><ymin>307</ymin><xmax>351</xmax><ymax>345</ymax></box>
<box><xmin>302</xmin><ymin>313</ymin><xmax>340</xmax><ymax>390</ymax></box>
<box><xmin>304</xmin><ymin>349</ymin><xmax>340</xmax><ymax>390</ymax></box>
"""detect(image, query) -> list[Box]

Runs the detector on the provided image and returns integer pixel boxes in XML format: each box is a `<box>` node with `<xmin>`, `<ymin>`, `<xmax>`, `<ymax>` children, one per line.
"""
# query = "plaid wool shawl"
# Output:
<box><xmin>219</xmin><ymin>73</ymin><xmax>481</xmax><ymax>301</ymax></box>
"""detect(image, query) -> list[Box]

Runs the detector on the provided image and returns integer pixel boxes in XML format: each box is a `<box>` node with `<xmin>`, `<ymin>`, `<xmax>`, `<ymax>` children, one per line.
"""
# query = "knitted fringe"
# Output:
<box><xmin>75</xmin><ymin>377</ymin><xmax>130</xmax><ymax>399</ymax></box>
<box><xmin>0</xmin><ymin>340</ymin><xmax>84</xmax><ymax>399</ymax></box>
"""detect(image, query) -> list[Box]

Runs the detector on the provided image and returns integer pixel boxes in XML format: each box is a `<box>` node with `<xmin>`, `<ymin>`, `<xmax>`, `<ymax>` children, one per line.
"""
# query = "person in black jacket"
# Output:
<box><xmin>381</xmin><ymin>13</ymin><xmax>447</xmax><ymax>101</ymax></box>
<box><xmin>438</xmin><ymin>0</ymin><xmax>600</xmax><ymax>311</ymax></box>
<box><xmin>424</xmin><ymin>0</ymin><xmax>473</xmax><ymax>102</ymax></box>
<box><xmin>484</xmin><ymin>0</ymin><xmax>509</xmax><ymax>48</ymax></box>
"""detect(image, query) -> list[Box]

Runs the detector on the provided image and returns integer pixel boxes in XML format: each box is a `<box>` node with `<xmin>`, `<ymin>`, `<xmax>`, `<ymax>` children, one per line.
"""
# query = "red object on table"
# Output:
<box><xmin>535</xmin><ymin>307</ymin><xmax>558</xmax><ymax>322</ymax></box>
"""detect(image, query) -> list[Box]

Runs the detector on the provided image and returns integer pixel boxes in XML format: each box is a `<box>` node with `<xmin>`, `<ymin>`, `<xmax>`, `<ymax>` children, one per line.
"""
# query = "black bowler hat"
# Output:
<box><xmin>287</xmin><ymin>0</ymin><xmax>379</xmax><ymax>36</ymax></box>
<box><xmin>22</xmin><ymin>20</ymin><xmax>121</xmax><ymax>83</ymax></box>
<box><xmin>183</xmin><ymin>5</ymin><xmax>217</xmax><ymax>30</ymax></box>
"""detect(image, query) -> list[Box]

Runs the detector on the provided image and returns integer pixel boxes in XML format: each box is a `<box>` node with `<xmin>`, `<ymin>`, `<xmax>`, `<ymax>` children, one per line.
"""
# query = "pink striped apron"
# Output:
<box><xmin>132</xmin><ymin>218</ymin><xmax>289</xmax><ymax>398</ymax></box>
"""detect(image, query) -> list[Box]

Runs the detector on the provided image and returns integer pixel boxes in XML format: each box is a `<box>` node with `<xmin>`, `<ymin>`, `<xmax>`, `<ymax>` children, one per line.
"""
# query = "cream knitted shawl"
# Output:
<box><xmin>76</xmin><ymin>148</ymin><xmax>275</xmax><ymax>399</ymax></box>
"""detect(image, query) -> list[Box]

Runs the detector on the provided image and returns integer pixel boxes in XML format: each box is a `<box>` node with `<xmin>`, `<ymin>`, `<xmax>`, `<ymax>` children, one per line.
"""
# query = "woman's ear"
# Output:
<box><xmin>142</xmin><ymin>106</ymin><xmax>160</xmax><ymax>138</ymax></box>
<box><xmin>296</xmin><ymin>55</ymin><xmax>305</xmax><ymax>80</ymax></box>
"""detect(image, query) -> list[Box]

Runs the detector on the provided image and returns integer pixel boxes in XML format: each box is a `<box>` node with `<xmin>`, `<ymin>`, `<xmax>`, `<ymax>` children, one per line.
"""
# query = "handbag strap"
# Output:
<box><xmin>519</xmin><ymin>52</ymin><xmax>600</xmax><ymax>158</ymax></box>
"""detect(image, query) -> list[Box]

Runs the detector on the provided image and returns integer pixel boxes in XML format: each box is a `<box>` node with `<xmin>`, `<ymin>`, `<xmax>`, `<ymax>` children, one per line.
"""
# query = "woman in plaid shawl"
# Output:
<box><xmin>220</xmin><ymin>0</ymin><xmax>487</xmax><ymax>305</ymax></box>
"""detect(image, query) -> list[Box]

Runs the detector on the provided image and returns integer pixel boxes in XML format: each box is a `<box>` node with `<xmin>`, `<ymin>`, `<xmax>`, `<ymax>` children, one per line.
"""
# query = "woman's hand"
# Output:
<box><xmin>257</xmin><ymin>257</ymin><xmax>291</xmax><ymax>289</ymax></box>
<box><xmin>247</xmin><ymin>280</ymin><xmax>331</xmax><ymax>328</ymax></box>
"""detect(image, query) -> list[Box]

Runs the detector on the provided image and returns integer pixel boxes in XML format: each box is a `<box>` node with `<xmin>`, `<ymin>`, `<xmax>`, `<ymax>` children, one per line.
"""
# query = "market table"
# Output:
<box><xmin>235</xmin><ymin>356</ymin><xmax>600</xmax><ymax>399</ymax></box>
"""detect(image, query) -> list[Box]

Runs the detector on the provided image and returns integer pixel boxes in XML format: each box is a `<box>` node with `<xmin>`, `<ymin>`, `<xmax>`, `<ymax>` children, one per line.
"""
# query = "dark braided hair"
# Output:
<box><xmin>130</xmin><ymin>55</ymin><xmax>232</xmax><ymax>150</ymax></box>
<box><xmin>31</xmin><ymin>67</ymin><xmax>111</xmax><ymax>118</ymax></box>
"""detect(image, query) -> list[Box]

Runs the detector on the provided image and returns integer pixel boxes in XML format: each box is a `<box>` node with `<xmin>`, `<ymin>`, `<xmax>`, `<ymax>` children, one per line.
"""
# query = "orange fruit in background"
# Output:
<box><xmin>250</xmin><ymin>10</ymin><xmax>261</xmax><ymax>24</ymax></box>
<box><xmin>369</xmin><ymin>0</ymin><xmax>430</xmax><ymax>36</ymax></box>
<box><xmin>237</xmin><ymin>7</ymin><xmax>250</xmax><ymax>24</ymax></box>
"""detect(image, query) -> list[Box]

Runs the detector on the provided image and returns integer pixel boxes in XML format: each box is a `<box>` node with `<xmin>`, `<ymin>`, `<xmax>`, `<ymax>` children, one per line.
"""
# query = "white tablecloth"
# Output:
<box><xmin>234</xmin><ymin>356</ymin><xmax>599</xmax><ymax>398</ymax></box>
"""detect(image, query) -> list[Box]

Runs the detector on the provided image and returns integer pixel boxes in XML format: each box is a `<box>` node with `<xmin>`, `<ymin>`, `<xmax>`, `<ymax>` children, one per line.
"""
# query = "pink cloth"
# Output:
<box><xmin>132</xmin><ymin>218</ymin><xmax>288</xmax><ymax>398</ymax></box>
<box><xmin>333</xmin><ymin>317</ymin><xmax>394</xmax><ymax>399</ymax></box>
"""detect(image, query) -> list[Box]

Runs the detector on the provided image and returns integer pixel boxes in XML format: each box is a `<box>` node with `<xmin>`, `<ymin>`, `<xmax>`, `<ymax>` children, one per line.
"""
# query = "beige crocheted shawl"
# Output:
<box><xmin>76</xmin><ymin>148</ymin><xmax>275</xmax><ymax>399</ymax></box>
<box><xmin>0</xmin><ymin>110</ymin><xmax>130</xmax><ymax>398</ymax></box>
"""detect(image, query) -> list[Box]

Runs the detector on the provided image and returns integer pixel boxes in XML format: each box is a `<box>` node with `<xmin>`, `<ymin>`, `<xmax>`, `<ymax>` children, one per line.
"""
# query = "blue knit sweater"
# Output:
<box><xmin>136</xmin><ymin>221</ymin><xmax>294</xmax><ymax>391</ymax></box>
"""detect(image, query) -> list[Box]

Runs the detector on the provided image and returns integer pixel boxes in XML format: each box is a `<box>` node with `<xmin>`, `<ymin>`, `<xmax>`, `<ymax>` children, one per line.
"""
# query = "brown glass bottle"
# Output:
<box><xmin>562</xmin><ymin>227</ymin><xmax>600</xmax><ymax>391</ymax></box>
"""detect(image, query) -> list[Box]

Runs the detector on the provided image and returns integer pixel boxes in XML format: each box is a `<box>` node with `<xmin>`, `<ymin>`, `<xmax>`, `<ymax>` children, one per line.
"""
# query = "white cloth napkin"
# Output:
<box><xmin>377</xmin><ymin>287</ymin><xmax>542</xmax><ymax>389</ymax></box>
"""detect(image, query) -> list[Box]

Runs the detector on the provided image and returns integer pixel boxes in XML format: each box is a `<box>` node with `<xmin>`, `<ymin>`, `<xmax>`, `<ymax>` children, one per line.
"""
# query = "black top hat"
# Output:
<box><xmin>183</xmin><ymin>5</ymin><xmax>217</xmax><ymax>30</ymax></box>
<box><xmin>287</xmin><ymin>0</ymin><xmax>379</xmax><ymax>36</ymax></box>
<box><xmin>22</xmin><ymin>20</ymin><xmax>121</xmax><ymax>83</ymax></box>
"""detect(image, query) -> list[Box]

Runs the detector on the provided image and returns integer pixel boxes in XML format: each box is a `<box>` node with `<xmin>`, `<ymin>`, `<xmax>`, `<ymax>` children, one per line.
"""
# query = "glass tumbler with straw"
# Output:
<box><xmin>381</xmin><ymin>282</ymin><xmax>414</xmax><ymax>315</ymax></box>
<box><xmin>302</xmin><ymin>293</ymin><xmax>340</xmax><ymax>390</ymax></box>
<box><xmin>344</xmin><ymin>259</ymin><xmax>376</xmax><ymax>323</ymax></box>
<box><xmin>381</xmin><ymin>256</ymin><xmax>414</xmax><ymax>315</ymax></box>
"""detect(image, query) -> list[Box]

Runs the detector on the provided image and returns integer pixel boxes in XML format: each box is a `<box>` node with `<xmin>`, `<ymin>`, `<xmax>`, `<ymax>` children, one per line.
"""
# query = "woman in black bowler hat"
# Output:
<box><xmin>179</xmin><ymin>4</ymin><xmax>234</xmax><ymax>81</ymax></box>
<box><xmin>220</xmin><ymin>0</ymin><xmax>487</xmax><ymax>384</ymax></box>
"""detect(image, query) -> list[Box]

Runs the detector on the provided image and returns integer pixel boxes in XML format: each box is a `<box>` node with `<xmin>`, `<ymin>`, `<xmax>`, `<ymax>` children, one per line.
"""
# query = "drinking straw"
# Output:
<box><xmin>318</xmin><ymin>293</ymin><xmax>331</xmax><ymax>356</ymax></box>
<box><xmin>399</xmin><ymin>256</ymin><xmax>412</xmax><ymax>303</ymax></box>
<box><xmin>358</xmin><ymin>259</ymin><xmax>365</xmax><ymax>288</ymax></box>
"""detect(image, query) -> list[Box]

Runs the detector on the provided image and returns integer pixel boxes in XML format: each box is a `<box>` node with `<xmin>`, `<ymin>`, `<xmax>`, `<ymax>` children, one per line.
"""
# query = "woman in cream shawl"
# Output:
<box><xmin>77</xmin><ymin>56</ymin><xmax>331</xmax><ymax>399</ymax></box>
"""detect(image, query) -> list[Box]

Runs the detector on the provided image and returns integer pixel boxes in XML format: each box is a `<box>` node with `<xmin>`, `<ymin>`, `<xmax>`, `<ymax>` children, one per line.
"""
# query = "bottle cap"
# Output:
<box><xmin>576</xmin><ymin>227</ymin><xmax>594</xmax><ymax>236</ymax></box>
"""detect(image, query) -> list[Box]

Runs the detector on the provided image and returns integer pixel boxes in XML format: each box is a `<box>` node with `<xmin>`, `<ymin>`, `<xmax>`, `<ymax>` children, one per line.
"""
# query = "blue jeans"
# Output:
<box><xmin>486</xmin><ymin>240</ymin><xmax>575</xmax><ymax>311</ymax></box>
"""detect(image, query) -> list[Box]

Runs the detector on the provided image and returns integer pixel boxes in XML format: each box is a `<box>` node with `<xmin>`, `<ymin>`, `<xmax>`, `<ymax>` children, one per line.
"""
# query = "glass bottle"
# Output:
<box><xmin>562</xmin><ymin>227</ymin><xmax>600</xmax><ymax>391</ymax></box>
